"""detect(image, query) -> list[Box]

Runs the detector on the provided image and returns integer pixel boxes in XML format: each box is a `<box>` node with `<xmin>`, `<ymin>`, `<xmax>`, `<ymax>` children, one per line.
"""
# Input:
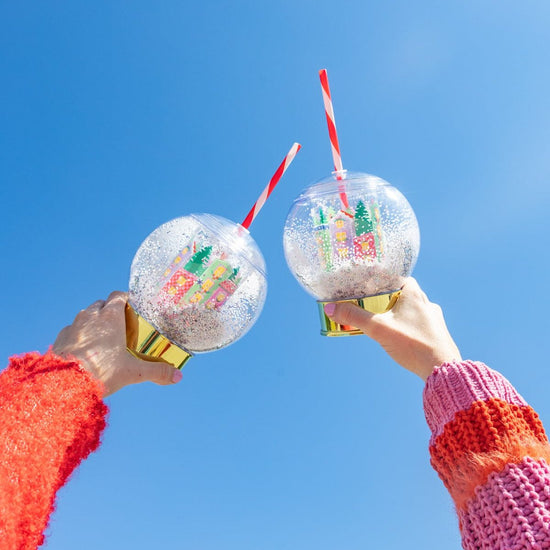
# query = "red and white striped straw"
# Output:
<box><xmin>319</xmin><ymin>68</ymin><xmax>349</xmax><ymax>209</ymax></box>
<box><xmin>241</xmin><ymin>142</ymin><xmax>302</xmax><ymax>230</ymax></box>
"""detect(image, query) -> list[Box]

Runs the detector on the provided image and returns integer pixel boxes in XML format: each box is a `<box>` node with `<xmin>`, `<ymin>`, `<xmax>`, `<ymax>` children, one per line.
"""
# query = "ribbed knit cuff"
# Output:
<box><xmin>423</xmin><ymin>360</ymin><xmax>527</xmax><ymax>438</ymax></box>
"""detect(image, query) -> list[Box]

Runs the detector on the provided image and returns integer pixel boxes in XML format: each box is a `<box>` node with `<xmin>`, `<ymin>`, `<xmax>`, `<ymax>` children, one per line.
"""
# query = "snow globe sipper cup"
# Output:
<box><xmin>124</xmin><ymin>143</ymin><xmax>301</xmax><ymax>367</ymax></box>
<box><xmin>126</xmin><ymin>213</ymin><xmax>267</xmax><ymax>368</ymax></box>
<box><xmin>283</xmin><ymin>170</ymin><xmax>420</xmax><ymax>336</ymax></box>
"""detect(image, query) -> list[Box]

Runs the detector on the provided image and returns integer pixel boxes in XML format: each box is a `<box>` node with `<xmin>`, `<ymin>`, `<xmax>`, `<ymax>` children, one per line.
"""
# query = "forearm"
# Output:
<box><xmin>424</xmin><ymin>361</ymin><xmax>550</xmax><ymax>548</ymax></box>
<box><xmin>0</xmin><ymin>352</ymin><xmax>108</xmax><ymax>550</ymax></box>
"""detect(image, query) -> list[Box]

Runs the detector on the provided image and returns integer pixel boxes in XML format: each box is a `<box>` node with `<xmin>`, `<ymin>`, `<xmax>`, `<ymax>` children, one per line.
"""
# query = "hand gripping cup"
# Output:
<box><xmin>126</xmin><ymin>214</ymin><xmax>267</xmax><ymax>367</ymax></box>
<box><xmin>283</xmin><ymin>170</ymin><xmax>420</xmax><ymax>336</ymax></box>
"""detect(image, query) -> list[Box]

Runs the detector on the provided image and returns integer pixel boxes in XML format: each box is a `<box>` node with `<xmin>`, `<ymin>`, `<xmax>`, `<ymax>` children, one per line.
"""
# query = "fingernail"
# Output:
<box><xmin>172</xmin><ymin>370</ymin><xmax>183</xmax><ymax>384</ymax></box>
<box><xmin>324</xmin><ymin>303</ymin><xmax>336</xmax><ymax>317</ymax></box>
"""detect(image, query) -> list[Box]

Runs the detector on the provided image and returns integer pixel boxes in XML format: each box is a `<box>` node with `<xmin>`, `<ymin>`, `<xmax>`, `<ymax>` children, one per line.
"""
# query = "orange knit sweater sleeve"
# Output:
<box><xmin>0</xmin><ymin>352</ymin><xmax>108</xmax><ymax>550</ymax></box>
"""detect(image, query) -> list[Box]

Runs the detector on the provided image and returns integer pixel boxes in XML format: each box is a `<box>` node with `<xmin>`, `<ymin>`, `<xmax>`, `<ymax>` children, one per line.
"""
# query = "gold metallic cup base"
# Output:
<box><xmin>317</xmin><ymin>290</ymin><xmax>401</xmax><ymax>337</ymax></box>
<box><xmin>125</xmin><ymin>304</ymin><xmax>192</xmax><ymax>369</ymax></box>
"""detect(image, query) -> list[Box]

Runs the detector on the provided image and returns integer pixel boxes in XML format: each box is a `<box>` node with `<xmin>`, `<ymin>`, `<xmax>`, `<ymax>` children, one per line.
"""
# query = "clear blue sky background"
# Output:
<box><xmin>1</xmin><ymin>2</ymin><xmax>550</xmax><ymax>549</ymax></box>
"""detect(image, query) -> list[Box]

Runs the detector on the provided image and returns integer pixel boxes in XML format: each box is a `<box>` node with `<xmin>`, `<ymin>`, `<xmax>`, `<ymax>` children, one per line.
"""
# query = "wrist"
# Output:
<box><xmin>419</xmin><ymin>352</ymin><xmax>463</xmax><ymax>382</ymax></box>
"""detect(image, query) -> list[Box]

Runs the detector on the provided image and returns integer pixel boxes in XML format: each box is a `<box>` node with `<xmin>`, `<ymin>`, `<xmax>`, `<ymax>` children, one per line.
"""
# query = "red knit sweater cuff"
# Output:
<box><xmin>0</xmin><ymin>351</ymin><xmax>108</xmax><ymax>549</ymax></box>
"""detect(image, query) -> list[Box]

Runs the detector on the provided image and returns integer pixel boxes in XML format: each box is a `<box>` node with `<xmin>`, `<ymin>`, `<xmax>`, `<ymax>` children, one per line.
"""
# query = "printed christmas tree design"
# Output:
<box><xmin>313</xmin><ymin>208</ymin><xmax>333</xmax><ymax>270</ymax></box>
<box><xmin>184</xmin><ymin>246</ymin><xmax>212</xmax><ymax>275</ymax></box>
<box><xmin>370</xmin><ymin>202</ymin><xmax>383</xmax><ymax>257</ymax></box>
<box><xmin>354</xmin><ymin>201</ymin><xmax>374</xmax><ymax>235</ymax></box>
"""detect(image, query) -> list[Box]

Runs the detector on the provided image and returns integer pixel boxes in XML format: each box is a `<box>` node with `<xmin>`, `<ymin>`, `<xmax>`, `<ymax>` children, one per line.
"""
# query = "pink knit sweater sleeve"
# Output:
<box><xmin>0</xmin><ymin>352</ymin><xmax>108</xmax><ymax>550</ymax></box>
<box><xmin>424</xmin><ymin>361</ymin><xmax>550</xmax><ymax>549</ymax></box>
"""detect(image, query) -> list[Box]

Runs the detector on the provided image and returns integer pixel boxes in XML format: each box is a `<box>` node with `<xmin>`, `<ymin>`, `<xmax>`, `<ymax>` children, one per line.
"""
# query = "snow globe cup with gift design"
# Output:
<box><xmin>284</xmin><ymin>69</ymin><xmax>421</xmax><ymax>336</ymax></box>
<box><xmin>125</xmin><ymin>143</ymin><xmax>301</xmax><ymax>368</ymax></box>
<box><xmin>126</xmin><ymin>213</ymin><xmax>268</xmax><ymax>367</ymax></box>
<box><xmin>283</xmin><ymin>170</ymin><xmax>420</xmax><ymax>336</ymax></box>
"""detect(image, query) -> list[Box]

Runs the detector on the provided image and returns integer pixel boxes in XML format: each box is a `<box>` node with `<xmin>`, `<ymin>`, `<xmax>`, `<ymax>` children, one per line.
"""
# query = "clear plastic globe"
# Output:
<box><xmin>129</xmin><ymin>214</ymin><xmax>267</xmax><ymax>354</ymax></box>
<box><xmin>283</xmin><ymin>171</ymin><xmax>420</xmax><ymax>302</ymax></box>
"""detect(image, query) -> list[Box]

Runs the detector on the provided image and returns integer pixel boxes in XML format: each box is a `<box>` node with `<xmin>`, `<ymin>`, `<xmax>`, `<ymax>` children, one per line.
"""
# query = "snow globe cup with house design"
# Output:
<box><xmin>283</xmin><ymin>171</ymin><xmax>420</xmax><ymax>336</ymax></box>
<box><xmin>126</xmin><ymin>214</ymin><xmax>267</xmax><ymax>367</ymax></box>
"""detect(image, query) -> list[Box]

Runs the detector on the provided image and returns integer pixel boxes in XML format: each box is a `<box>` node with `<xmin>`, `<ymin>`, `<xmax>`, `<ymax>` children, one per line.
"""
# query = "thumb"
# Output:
<box><xmin>137</xmin><ymin>359</ymin><xmax>184</xmax><ymax>386</ymax></box>
<box><xmin>324</xmin><ymin>302</ymin><xmax>384</xmax><ymax>339</ymax></box>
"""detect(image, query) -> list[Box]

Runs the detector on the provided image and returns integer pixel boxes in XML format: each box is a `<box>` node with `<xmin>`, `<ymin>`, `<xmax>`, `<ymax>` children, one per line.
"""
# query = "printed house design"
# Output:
<box><xmin>158</xmin><ymin>243</ymin><xmax>241</xmax><ymax>310</ymax></box>
<box><xmin>312</xmin><ymin>200</ymin><xmax>383</xmax><ymax>271</ymax></box>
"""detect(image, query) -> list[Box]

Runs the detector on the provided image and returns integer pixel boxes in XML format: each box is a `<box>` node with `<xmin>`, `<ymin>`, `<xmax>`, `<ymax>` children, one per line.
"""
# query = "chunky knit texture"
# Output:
<box><xmin>0</xmin><ymin>352</ymin><xmax>107</xmax><ymax>550</ymax></box>
<box><xmin>1</xmin><ymin>355</ymin><xmax>549</xmax><ymax>549</ymax></box>
<box><xmin>424</xmin><ymin>361</ymin><xmax>550</xmax><ymax>549</ymax></box>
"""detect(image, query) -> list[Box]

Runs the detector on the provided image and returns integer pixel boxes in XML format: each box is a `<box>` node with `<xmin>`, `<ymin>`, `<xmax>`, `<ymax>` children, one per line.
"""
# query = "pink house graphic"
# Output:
<box><xmin>330</xmin><ymin>210</ymin><xmax>354</xmax><ymax>260</ymax></box>
<box><xmin>205</xmin><ymin>278</ymin><xmax>238</xmax><ymax>310</ymax></box>
<box><xmin>353</xmin><ymin>233</ymin><xmax>376</xmax><ymax>260</ymax></box>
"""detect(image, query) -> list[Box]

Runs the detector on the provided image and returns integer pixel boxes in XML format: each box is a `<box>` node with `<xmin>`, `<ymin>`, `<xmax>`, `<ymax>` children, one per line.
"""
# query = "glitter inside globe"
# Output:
<box><xmin>129</xmin><ymin>214</ymin><xmax>267</xmax><ymax>354</ymax></box>
<box><xmin>283</xmin><ymin>171</ymin><xmax>420</xmax><ymax>304</ymax></box>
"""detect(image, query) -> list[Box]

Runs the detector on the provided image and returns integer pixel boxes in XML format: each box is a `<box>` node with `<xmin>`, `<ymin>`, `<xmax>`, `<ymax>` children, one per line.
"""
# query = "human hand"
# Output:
<box><xmin>52</xmin><ymin>291</ymin><xmax>183</xmax><ymax>396</ymax></box>
<box><xmin>323</xmin><ymin>278</ymin><xmax>462</xmax><ymax>380</ymax></box>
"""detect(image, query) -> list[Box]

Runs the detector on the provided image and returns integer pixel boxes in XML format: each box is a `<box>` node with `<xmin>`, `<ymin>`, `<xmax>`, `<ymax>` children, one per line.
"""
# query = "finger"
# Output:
<box><xmin>103</xmin><ymin>291</ymin><xmax>128</xmax><ymax>311</ymax></box>
<box><xmin>325</xmin><ymin>302</ymin><xmax>386</xmax><ymax>340</ymax></box>
<box><xmin>400</xmin><ymin>278</ymin><xmax>428</xmax><ymax>302</ymax></box>
<box><xmin>73</xmin><ymin>300</ymin><xmax>104</xmax><ymax>324</ymax></box>
<box><xmin>101</xmin><ymin>292</ymin><xmax>129</xmax><ymax>328</ymax></box>
<box><xmin>52</xmin><ymin>326</ymin><xmax>71</xmax><ymax>350</ymax></box>
<box><xmin>136</xmin><ymin>360</ymin><xmax>183</xmax><ymax>386</ymax></box>
<box><xmin>87</xmin><ymin>299</ymin><xmax>106</xmax><ymax>312</ymax></box>
<box><xmin>325</xmin><ymin>301</ymin><xmax>371</xmax><ymax>330</ymax></box>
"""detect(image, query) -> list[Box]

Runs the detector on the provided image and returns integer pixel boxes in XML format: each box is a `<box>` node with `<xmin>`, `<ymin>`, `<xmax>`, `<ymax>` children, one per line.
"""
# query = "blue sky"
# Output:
<box><xmin>1</xmin><ymin>2</ymin><xmax>550</xmax><ymax>549</ymax></box>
